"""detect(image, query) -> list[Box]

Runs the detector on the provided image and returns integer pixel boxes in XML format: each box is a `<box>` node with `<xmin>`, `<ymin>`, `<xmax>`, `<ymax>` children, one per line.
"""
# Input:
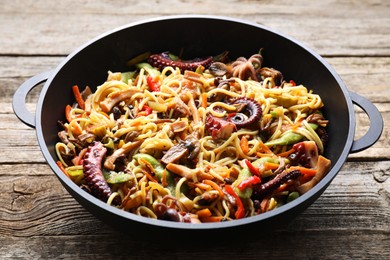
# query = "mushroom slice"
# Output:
<box><xmin>161</xmin><ymin>136</ymin><xmax>200</xmax><ymax>164</ymax></box>
<box><xmin>104</xmin><ymin>140</ymin><xmax>143</xmax><ymax>170</ymax></box>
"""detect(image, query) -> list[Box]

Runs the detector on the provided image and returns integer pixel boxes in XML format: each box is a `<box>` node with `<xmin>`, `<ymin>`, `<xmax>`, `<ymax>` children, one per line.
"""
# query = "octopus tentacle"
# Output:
<box><xmin>252</xmin><ymin>169</ymin><xmax>301</xmax><ymax>200</ymax></box>
<box><xmin>231</xmin><ymin>54</ymin><xmax>263</xmax><ymax>81</ymax></box>
<box><xmin>148</xmin><ymin>52</ymin><xmax>213</xmax><ymax>72</ymax></box>
<box><xmin>83</xmin><ymin>141</ymin><xmax>120</xmax><ymax>205</ymax></box>
<box><xmin>228</xmin><ymin>97</ymin><xmax>262</xmax><ymax>128</ymax></box>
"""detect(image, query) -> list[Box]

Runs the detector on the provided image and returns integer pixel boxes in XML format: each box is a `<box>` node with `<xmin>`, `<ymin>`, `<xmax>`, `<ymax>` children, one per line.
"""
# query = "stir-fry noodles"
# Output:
<box><xmin>56</xmin><ymin>51</ymin><xmax>331</xmax><ymax>223</ymax></box>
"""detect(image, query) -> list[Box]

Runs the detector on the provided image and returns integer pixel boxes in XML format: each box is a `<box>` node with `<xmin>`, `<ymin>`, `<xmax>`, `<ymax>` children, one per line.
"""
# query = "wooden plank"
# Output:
<box><xmin>0</xmin><ymin>163</ymin><xmax>54</xmax><ymax>176</ymax></box>
<box><xmin>0</xmin><ymin>1</ymin><xmax>389</xmax><ymax>56</ymax></box>
<box><xmin>0</xmin><ymin>230</ymin><xmax>388</xmax><ymax>259</ymax></box>
<box><xmin>0</xmin><ymin>161</ymin><xmax>388</xmax><ymax>258</ymax></box>
<box><xmin>348</xmin><ymin>102</ymin><xmax>389</xmax><ymax>159</ymax></box>
<box><xmin>0</xmin><ymin>162</ymin><xmax>388</xmax><ymax>233</ymax></box>
<box><xmin>2</xmin><ymin>56</ymin><xmax>390</xmax><ymax>103</ymax></box>
<box><xmin>3</xmin><ymin>0</ymin><xmax>390</xmax><ymax>16</ymax></box>
<box><xmin>2</xmin><ymin>1</ymin><xmax>390</xmax><ymax>259</ymax></box>
<box><xmin>0</xmin><ymin>147</ymin><xmax>45</xmax><ymax>164</ymax></box>
<box><xmin>326</xmin><ymin>57</ymin><xmax>390</xmax><ymax>103</ymax></box>
<box><xmin>0</xmin><ymin>56</ymin><xmax>62</xmax><ymax>78</ymax></box>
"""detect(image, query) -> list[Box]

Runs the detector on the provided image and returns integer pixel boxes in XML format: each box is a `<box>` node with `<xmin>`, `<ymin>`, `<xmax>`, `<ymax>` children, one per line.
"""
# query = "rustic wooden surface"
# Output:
<box><xmin>1</xmin><ymin>0</ymin><xmax>389</xmax><ymax>259</ymax></box>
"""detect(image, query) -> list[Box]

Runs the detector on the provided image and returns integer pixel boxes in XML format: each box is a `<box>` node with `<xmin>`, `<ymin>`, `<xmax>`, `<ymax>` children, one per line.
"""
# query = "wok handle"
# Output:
<box><xmin>12</xmin><ymin>70</ymin><xmax>53</xmax><ymax>128</ymax></box>
<box><xmin>349</xmin><ymin>91</ymin><xmax>383</xmax><ymax>153</ymax></box>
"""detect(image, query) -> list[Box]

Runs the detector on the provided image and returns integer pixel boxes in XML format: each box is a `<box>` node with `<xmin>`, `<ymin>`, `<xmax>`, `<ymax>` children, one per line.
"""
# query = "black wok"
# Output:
<box><xmin>13</xmin><ymin>15</ymin><xmax>383</xmax><ymax>239</ymax></box>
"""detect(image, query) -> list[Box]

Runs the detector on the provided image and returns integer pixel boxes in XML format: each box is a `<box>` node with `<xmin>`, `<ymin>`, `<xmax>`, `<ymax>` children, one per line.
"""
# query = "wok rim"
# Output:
<box><xmin>35</xmin><ymin>15</ymin><xmax>355</xmax><ymax>230</ymax></box>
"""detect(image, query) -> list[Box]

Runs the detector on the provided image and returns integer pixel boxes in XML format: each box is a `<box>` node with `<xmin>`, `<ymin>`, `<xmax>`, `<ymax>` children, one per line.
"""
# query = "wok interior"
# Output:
<box><xmin>39</xmin><ymin>17</ymin><xmax>352</xmax><ymax>224</ymax></box>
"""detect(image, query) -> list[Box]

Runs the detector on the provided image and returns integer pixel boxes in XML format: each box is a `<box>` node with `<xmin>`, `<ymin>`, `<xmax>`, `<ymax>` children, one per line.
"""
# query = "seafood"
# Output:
<box><xmin>83</xmin><ymin>141</ymin><xmax>119</xmax><ymax>205</ymax></box>
<box><xmin>205</xmin><ymin>114</ymin><xmax>236</xmax><ymax>140</ymax></box>
<box><xmin>56</xmin><ymin>49</ymin><xmax>331</xmax><ymax>223</ymax></box>
<box><xmin>252</xmin><ymin>169</ymin><xmax>301</xmax><ymax>200</ymax></box>
<box><xmin>148</xmin><ymin>52</ymin><xmax>213</xmax><ymax>72</ymax></box>
<box><xmin>228</xmin><ymin>97</ymin><xmax>262</xmax><ymax>128</ymax></box>
<box><xmin>231</xmin><ymin>53</ymin><xmax>263</xmax><ymax>81</ymax></box>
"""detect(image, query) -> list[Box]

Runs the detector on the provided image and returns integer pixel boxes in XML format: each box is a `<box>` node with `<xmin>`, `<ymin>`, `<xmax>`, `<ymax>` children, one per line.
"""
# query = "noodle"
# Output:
<box><xmin>55</xmin><ymin>51</ymin><xmax>331</xmax><ymax>223</ymax></box>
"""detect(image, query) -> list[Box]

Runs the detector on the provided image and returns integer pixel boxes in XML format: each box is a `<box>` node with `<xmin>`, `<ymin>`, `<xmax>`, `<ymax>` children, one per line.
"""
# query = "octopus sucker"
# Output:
<box><xmin>148</xmin><ymin>52</ymin><xmax>213</xmax><ymax>72</ymax></box>
<box><xmin>83</xmin><ymin>141</ymin><xmax>119</xmax><ymax>205</ymax></box>
<box><xmin>228</xmin><ymin>97</ymin><xmax>262</xmax><ymax>128</ymax></box>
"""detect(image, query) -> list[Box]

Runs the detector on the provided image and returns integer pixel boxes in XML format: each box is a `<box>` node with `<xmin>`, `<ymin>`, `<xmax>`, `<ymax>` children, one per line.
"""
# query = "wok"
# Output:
<box><xmin>13</xmin><ymin>15</ymin><xmax>383</xmax><ymax>239</ymax></box>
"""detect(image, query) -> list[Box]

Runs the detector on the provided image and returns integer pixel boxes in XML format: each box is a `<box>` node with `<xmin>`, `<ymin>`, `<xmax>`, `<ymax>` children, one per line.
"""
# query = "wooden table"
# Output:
<box><xmin>1</xmin><ymin>1</ymin><xmax>389</xmax><ymax>258</ymax></box>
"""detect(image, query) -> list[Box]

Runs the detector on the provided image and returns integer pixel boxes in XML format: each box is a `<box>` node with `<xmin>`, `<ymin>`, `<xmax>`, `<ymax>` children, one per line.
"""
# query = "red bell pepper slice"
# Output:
<box><xmin>225</xmin><ymin>185</ymin><xmax>245</xmax><ymax>219</ymax></box>
<box><xmin>146</xmin><ymin>76</ymin><xmax>160</xmax><ymax>92</ymax></box>
<box><xmin>237</xmin><ymin>175</ymin><xmax>261</xmax><ymax>191</ymax></box>
<box><xmin>244</xmin><ymin>159</ymin><xmax>261</xmax><ymax>177</ymax></box>
<box><xmin>142</xmin><ymin>105</ymin><xmax>152</xmax><ymax>115</ymax></box>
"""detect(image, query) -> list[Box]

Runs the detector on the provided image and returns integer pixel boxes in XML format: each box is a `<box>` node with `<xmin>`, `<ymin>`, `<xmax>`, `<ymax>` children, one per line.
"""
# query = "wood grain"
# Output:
<box><xmin>0</xmin><ymin>161</ymin><xmax>388</xmax><ymax>258</ymax></box>
<box><xmin>1</xmin><ymin>0</ymin><xmax>389</xmax><ymax>259</ymax></box>
<box><xmin>1</xmin><ymin>1</ymin><xmax>390</xmax><ymax>56</ymax></box>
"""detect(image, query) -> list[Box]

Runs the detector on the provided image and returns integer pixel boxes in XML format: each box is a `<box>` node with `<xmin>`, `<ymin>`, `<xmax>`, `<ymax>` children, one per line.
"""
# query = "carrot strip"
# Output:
<box><xmin>65</xmin><ymin>105</ymin><xmax>72</xmax><ymax>123</ymax></box>
<box><xmin>276</xmin><ymin>183</ymin><xmax>290</xmax><ymax>193</ymax></box>
<box><xmin>197</xmin><ymin>208</ymin><xmax>212</xmax><ymax>218</ymax></box>
<box><xmin>240</xmin><ymin>136</ymin><xmax>249</xmax><ymax>154</ymax></box>
<box><xmin>259</xmin><ymin>140</ymin><xmax>274</xmax><ymax>155</ymax></box>
<box><xmin>290</xmin><ymin>166</ymin><xmax>317</xmax><ymax>176</ymax></box>
<box><xmin>276</xmin><ymin>148</ymin><xmax>295</xmax><ymax>157</ymax></box>
<box><xmin>56</xmin><ymin>161</ymin><xmax>70</xmax><ymax>178</ymax></box>
<box><xmin>263</xmin><ymin>162</ymin><xmax>280</xmax><ymax>170</ymax></box>
<box><xmin>201</xmin><ymin>93</ymin><xmax>208</xmax><ymax>108</ymax></box>
<box><xmin>72</xmin><ymin>85</ymin><xmax>85</xmax><ymax>109</ymax></box>
<box><xmin>256</xmin><ymin>152</ymin><xmax>272</xmax><ymax>158</ymax></box>
<box><xmin>195</xmin><ymin>182</ymin><xmax>211</xmax><ymax>190</ymax></box>
<box><xmin>203</xmin><ymin>179</ymin><xmax>224</xmax><ymax>199</ymax></box>
<box><xmin>139</xmin><ymin>159</ymin><xmax>159</xmax><ymax>183</ymax></box>
<box><xmin>161</xmin><ymin>169</ymin><xmax>168</xmax><ymax>187</ymax></box>
<box><xmin>142</xmin><ymin>169</ymin><xmax>158</xmax><ymax>183</ymax></box>
<box><xmin>69</xmin><ymin>121</ymin><xmax>83</xmax><ymax>136</ymax></box>
<box><xmin>299</xmin><ymin>174</ymin><xmax>313</xmax><ymax>184</ymax></box>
